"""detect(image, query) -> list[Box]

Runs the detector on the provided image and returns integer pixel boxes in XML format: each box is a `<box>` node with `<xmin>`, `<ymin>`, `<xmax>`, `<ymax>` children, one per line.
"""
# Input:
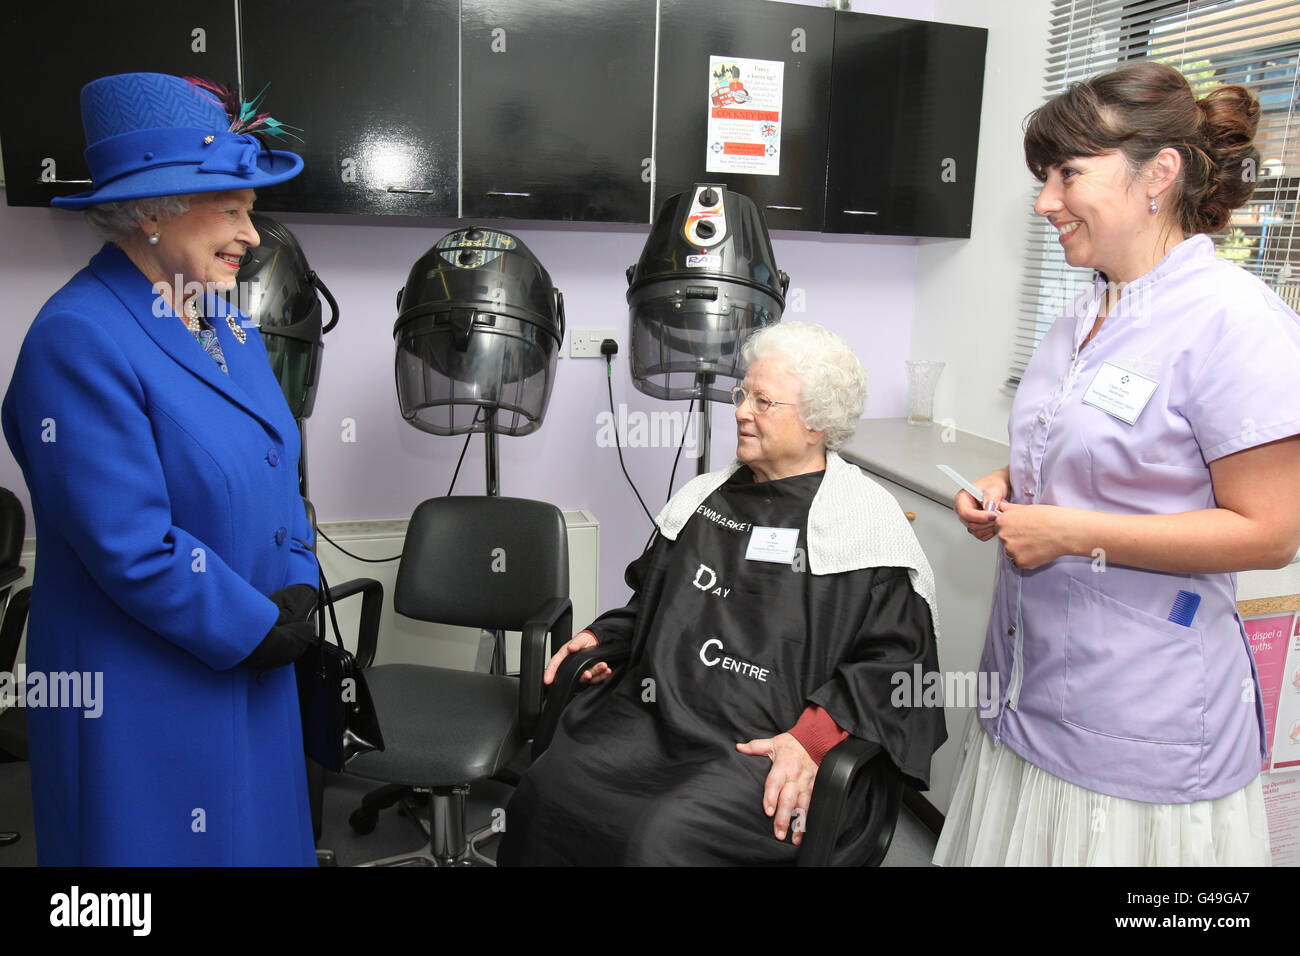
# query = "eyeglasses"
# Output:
<box><xmin>729</xmin><ymin>385</ymin><xmax>797</xmax><ymax>415</ymax></box>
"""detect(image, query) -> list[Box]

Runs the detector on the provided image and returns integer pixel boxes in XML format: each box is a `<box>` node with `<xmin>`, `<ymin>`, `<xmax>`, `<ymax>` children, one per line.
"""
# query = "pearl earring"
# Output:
<box><xmin>1148</xmin><ymin>198</ymin><xmax>1158</xmax><ymax>214</ymax></box>
<box><xmin>148</xmin><ymin>232</ymin><xmax>160</xmax><ymax>245</ymax></box>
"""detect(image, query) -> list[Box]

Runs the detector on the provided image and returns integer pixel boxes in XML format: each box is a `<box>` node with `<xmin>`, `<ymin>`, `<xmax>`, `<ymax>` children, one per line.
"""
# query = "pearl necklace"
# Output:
<box><xmin>184</xmin><ymin>297</ymin><xmax>247</xmax><ymax>344</ymax></box>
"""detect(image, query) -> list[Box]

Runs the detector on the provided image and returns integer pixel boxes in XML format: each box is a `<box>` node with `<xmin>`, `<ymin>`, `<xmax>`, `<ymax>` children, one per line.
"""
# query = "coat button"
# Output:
<box><xmin>1037</xmin><ymin>413</ymin><xmax>1047</xmax><ymax>424</ymax></box>
<box><xmin>1007</xmin><ymin>625</ymin><xmax>1016</xmax><ymax>636</ymax></box>
<box><xmin>266</xmin><ymin>448</ymin><xmax>280</xmax><ymax>466</ymax></box>
<box><xmin>275</xmin><ymin>527</ymin><xmax>288</xmax><ymax>546</ymax></box>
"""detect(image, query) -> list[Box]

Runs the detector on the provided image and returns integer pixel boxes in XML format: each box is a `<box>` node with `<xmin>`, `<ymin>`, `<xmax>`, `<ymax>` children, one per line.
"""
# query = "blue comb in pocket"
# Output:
<box><xmin>1168</xmin><ymin>590</ymin><xmax>1201</xmax><ymax>627</ymax></box>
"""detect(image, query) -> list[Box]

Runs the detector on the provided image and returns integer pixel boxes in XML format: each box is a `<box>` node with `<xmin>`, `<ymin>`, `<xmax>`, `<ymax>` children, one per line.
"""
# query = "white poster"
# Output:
<box><xmin>706</xmin><ymin>55</ymin><xmax>784</xmax><ymax>176</ymax></box>
<box><xmin>1261</xmin><ymin>773</ymin><xmax>1300</xmax><ymax>866</ymax></box>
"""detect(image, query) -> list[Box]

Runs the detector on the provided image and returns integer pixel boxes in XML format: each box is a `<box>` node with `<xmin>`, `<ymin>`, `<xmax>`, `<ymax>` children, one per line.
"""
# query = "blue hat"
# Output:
<box><xmin>51</xmin><ymin>72</ymin><xmax>303</xmax><ymax>210</ymax></box>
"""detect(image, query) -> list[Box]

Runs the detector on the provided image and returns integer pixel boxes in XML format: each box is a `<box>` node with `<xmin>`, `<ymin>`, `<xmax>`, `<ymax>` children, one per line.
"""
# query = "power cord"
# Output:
<box><xmin>316</xmin><ymin>525</ymin><xmax>400</xmax><ymax>563</ymax></box>
<box><xmin>666</xmin><ymin>398</ymin><xmax>695</xmax><ymax>501</ymax></box>
<box><xmin>316</xmin><ymin>415</ymin><xmax>479</xmax><ymax>564</ymax></box>
<box><xmin>603</xmin><ymin>339</ymin><xmax>655</xmax><ymax>527</ymax></box>
<box><xmin>446</xmin><ymin>428</ymin><xmax>474</xmax><ymax>496</ymax></box>
<box><xmin>649</xmin><ymin>398</ymin><xmax>697</xmax><ymax>551</ymax></box>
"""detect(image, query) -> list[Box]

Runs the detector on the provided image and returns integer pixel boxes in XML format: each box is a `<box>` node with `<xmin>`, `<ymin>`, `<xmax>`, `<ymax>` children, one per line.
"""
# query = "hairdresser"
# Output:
<box><xmin>935</xmin><ymin>62</ymin><xmax>1300</xmax><ymax>866</ymax></box>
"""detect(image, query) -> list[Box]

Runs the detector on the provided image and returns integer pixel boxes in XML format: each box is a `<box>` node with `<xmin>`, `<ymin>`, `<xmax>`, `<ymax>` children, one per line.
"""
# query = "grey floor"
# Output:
<box><xmin>0</xmin><ymin>758</ymin><xmax>938</xmax><ymax>867</ymax></box>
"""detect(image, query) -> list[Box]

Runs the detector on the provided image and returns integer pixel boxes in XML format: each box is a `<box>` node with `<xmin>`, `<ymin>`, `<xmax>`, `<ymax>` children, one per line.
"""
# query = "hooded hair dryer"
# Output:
<box><xmin>626</xmin><ymin>184</ymin><xmax>788</xmax><ymax>471</ymax></box>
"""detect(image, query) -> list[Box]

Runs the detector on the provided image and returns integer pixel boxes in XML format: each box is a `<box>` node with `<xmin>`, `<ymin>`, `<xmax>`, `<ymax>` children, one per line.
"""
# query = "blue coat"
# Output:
<box><xmin>2</xmin><ymin>244</ymin><xmax>318</xmax><ymax>865</ymax></box>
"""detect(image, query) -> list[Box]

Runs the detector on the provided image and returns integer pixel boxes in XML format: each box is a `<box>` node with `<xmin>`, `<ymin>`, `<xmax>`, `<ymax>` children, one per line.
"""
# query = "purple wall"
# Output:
<box><xmin>0</xmin><ymin>0</ymin><xmax>937</xmax><ymax>615</ymax></box>
<box><xmin>0</xmin><ymin>203</ymin><xmax>918</xmax><ymax>614</ymax></box>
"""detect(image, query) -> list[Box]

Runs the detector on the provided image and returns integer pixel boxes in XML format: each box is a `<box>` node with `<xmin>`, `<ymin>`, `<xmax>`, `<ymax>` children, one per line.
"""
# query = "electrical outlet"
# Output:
<box><xmin>570</xmin><ymin>328</ymin><xmax>618</xmax><ymax>359</ymax></box>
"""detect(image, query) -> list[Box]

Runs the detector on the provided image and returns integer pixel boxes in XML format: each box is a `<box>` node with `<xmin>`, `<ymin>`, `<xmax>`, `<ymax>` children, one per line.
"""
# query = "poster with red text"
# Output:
<box><xmin>706</xmin><ymin>55</ymin><xmax>783</xmax><ymax>176</ymax></box>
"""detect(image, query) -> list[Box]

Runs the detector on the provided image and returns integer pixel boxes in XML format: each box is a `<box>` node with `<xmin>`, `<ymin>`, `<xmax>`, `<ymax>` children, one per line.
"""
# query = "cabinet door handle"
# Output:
<box><xmin>385</xmin><ymin>187</ymin><xmax>438</xmax><ymax>195</ymax></box>
<box><xmin>842</xmin><ymin>209</ymin><xmax>878</xmax><ymax>216</ymax></box>
<box><xmin>765</xmin><ymin>204</ymin><xmax>803</xmax><ymax>211</ymax></box>
<box><xmin>904</xmin><ymin>511</ymin><xmax>916</xmax><ymax>522</ymax></box>
<box><xmin>486</xmin><ymin>190</ymin><xmax>532</xmax><ymax>198</ymax></box>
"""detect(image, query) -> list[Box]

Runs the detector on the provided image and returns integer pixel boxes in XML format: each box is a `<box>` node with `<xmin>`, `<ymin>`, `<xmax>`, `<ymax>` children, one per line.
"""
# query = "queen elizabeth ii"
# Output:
<box><xmin>3</xmin><ymin>72</ymin><xmax>319</xmax><ymax>865</ymax></box>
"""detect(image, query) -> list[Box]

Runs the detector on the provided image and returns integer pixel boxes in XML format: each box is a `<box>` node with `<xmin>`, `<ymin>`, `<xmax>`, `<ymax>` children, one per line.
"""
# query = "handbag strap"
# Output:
<box><xmin>315</xmin><ymin>563</ymin><xmax>347</xmax><ymax>652</ymax></box>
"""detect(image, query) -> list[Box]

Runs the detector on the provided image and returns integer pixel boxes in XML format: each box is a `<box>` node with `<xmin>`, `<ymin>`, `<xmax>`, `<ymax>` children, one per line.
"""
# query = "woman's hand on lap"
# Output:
<box><xmin>736</xmin><ymin>732</ymin><xmax>818</xmax><ymax>845</ymax></box>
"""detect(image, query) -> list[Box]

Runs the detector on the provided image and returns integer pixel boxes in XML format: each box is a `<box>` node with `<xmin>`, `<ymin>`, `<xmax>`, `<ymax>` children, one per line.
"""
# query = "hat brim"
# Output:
<box><xmin>51</xmin><ymin>148</ymin><xmax>304</xmax><ymax>210</ymax></box>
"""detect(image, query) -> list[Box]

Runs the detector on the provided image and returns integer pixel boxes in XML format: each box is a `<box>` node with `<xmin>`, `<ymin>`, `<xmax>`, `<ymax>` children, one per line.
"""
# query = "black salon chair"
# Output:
<box><xmin>346</xmin><ymin>495</ymin><xmax>571</xmax><ymax>866</ymax></box>
<box><xmin>534</xmin><ymin>645</ymin><xmax>906</xmax><ymax>867</ymax></box>
<box><xmin>0</xmin><ymin>489</ymin><xmax>32</xmax><ymax>849</ymax></box>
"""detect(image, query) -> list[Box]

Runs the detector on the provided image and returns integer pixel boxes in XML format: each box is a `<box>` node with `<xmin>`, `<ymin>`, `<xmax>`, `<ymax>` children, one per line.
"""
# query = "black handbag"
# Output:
<box><xmin>295</xmin><ymin>566</ymin><xmax>385</xmax><ymax>773</ymax></box>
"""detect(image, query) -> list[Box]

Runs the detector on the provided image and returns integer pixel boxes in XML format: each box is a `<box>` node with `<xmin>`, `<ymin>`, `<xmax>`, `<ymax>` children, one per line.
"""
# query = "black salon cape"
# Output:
<box><xmin>499</xmin><ymin>468</ymin><xmax>943</xmax><ymax>866</ymax></box>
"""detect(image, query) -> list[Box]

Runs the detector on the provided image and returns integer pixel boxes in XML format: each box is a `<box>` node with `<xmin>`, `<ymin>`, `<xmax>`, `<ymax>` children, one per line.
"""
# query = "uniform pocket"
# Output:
<box><xmin>1062</xmin><ymin>576</ymin><xmax>1205</xmax><ymax>745</ymax></box>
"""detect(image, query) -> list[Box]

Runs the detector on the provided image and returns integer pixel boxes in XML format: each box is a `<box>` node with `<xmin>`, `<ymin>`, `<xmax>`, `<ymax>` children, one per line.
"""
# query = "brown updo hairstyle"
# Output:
<box><xmin>1023</xmin><ymin>61</ymin><xmax>1260</xmax><ymax>234</ymax></box>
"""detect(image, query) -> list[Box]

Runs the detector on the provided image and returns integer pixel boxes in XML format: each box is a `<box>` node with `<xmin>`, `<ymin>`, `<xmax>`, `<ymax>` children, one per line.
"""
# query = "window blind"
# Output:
<box><xmin>1007</xmin><ymin>0</ymin><xmax>1300</xmax><ymax>390</ymax></box>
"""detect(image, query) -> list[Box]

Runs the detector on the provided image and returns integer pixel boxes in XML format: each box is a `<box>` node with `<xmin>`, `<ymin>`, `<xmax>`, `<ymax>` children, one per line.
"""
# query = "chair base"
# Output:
<box><xmin>354</xmin><ymin>785</ymin><xmax>497</xmax><ymax>867</ymax></box>
<box><xmin>355</xmin><ymin>844</ymin><xmax>485</xmax><ymax>867</ymax></box>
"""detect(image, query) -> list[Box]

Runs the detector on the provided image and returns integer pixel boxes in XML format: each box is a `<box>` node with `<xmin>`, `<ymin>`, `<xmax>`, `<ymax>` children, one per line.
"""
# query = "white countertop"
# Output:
<box><xmin>840</xmin><ymin>418</ymin><xmax>1009</xmax><ymax>508</ymax></box>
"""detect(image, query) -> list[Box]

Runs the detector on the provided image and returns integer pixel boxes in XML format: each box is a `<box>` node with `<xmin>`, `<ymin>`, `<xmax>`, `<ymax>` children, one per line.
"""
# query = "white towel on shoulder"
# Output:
<box><xmin>655</xmin><ymin>450</ymin><xmax>940</xmax><ymax>642</ymax></box>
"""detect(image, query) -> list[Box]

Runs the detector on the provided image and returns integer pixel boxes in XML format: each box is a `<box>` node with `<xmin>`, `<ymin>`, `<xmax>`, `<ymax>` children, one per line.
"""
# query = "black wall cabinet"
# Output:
<box><xmin>460</xmin><ymin>0</ymin><xmax>656</xmax><ymax>223</ymax></box>
<box><xmin>826</xmin><ymin>13</ymin><xmax>987</xmax><ymax>238</ymax></box>
<box><xmin>0</xmin><ymin>2</ymin><xmax>237</xmax><ymax>207</ymax></box>
<box><xmin>654</xmin><ymin>0</ymin><xmax>833</xmax><ymax>232</ymax></box>
<box><xmin>2</xmin><ymin>2</ymin><xmax>987</xmax><ymax>239</ymax></box>
<box><xmin>241</xmin><ymin>0</ymin><xmax>459</xmax><ymax>217</ymax></box>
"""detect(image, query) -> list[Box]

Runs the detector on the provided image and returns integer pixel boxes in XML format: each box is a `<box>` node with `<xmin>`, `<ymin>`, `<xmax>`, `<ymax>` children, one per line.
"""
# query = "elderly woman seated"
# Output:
<box><xmin>498</xmin><ymin>323</ymin><xmax>945</xmax><ymax>866</ymax></box>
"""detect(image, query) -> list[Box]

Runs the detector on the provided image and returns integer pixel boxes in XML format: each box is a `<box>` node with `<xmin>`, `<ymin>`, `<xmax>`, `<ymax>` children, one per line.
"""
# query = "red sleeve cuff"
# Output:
<box><xmin>788</xmin><ymin>705</ymin><xmax>849</xmax><ymax>766</ymax></box>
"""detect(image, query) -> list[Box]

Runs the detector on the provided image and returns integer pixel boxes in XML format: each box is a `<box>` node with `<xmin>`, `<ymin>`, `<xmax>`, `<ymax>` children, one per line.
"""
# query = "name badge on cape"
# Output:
<box><xmin>1081</xmin><ymin>361</ymin><xmax>1158</xmax><ymax>425</ymax></box>
<box><xmin>746</xmin><ymin>526</ymin><xmax>799</xmax><ymax>564</ymax></box>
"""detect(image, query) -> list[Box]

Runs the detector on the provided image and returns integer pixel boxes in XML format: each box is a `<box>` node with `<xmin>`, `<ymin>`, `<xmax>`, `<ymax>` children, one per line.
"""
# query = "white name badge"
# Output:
<box><xmin>746</xmin><ymin>526</ymin><xmax>800</xmax><ymax>564</ymax></box>
<box><xmin>1081</xmin><ymin>361</ymin><xmax>1159</xmax><ymax>425</ymax></box>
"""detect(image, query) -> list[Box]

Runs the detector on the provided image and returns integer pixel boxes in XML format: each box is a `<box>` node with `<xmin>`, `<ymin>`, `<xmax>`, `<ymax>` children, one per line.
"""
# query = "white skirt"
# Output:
<box><xmin>932</xmin><ymin>714</ymin><xmax>1271</xmax><ymax>866</ymax></box>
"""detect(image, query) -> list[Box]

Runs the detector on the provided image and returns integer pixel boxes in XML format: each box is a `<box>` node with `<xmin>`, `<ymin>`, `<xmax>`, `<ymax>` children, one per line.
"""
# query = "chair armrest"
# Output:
<box><xmin>325</xmin><ymin>577</ymin><xmax>384</xmax><ymax>669</ymax></box>
<box><xmin>797</xmin><ymin>738</ymin><xmax>902</xmax><ymax>867</ymax></box>
<box><xmin>517</xmin><ymin>596</ymin><xmax>573</xmax><ymax>740</ymax></box>
<box><xmin>530</xmin><ymin>643</ymin><xmax>632</xmax><ymax>760</ymax></box>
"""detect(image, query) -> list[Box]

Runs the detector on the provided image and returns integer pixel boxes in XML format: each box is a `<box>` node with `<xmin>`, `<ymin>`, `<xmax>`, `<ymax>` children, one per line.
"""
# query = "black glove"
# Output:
<box><xmin>243</xmin><ymin>585</ymin><xmax>319</xmax><ymax>670</ymax></box>
<box><xmin>243</xmin><ymin>618</ymin><xmax>316</xmax><ymax>670</ymax></box>
<box><xmin>270</xmin><ymin>583</ymin><xmax>319</xmax><ymax>625</ymax></box>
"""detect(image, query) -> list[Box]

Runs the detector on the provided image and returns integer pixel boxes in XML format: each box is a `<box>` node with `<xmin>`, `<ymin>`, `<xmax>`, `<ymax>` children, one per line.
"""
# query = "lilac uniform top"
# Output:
<box><xmin>979</xmin><ymin>235</ymin><xmax>1300</xmax><ymax>803</ymax></box>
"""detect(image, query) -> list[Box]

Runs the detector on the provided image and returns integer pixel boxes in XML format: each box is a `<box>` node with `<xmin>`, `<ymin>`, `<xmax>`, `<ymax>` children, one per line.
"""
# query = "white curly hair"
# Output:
<box><xmin>740</xmin><ymin>322</ymin><xmax>866</xmax><ymax>451</ymax></box>
<box><xmin>83</xmin><ymin>195</ymin><xmax>192</xmax><ymax>244</ymax></box>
